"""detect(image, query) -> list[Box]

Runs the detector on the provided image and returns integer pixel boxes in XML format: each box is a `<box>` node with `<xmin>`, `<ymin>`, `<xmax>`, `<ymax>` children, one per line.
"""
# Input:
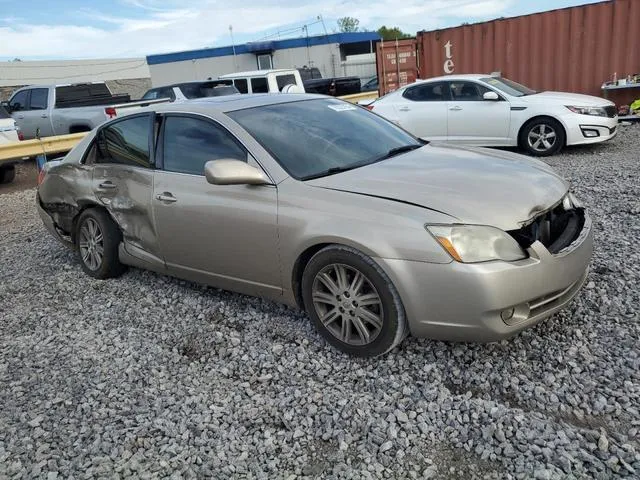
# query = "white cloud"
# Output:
<box><xmin>0</xmin><ymin>0</ymin><xmax>513</xmax><ymax>59</ymax></box>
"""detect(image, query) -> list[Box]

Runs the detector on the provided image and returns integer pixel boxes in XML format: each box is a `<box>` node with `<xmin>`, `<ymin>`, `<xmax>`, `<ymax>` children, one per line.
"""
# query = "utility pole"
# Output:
<box><xmin>229</xmin><ymin>25</ymin><xmax>238</xmax><ymax>72</ymax></box>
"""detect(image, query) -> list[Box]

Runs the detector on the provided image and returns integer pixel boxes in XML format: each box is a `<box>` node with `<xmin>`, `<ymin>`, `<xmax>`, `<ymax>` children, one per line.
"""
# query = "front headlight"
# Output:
<box><xmin>566</xmin><ymin>105</ymin><xmax>607</xmax><ymax>117</ymax></box>
<box><xmin>426</xmin><ymin>225</ymin><xmax>527</xmax><ymax>263</ymax></box>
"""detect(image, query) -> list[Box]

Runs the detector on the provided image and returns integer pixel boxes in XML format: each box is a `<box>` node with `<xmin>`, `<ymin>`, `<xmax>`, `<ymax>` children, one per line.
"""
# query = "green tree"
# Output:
<box><xmin>377</xmin><ymin>26</ymin><xmax>412</xmax><ymax>41</ymax></box>
<box><xmin>337</xmin><ymin>17</ymin><xmax>360</xmax><ymax>32</ymax></box>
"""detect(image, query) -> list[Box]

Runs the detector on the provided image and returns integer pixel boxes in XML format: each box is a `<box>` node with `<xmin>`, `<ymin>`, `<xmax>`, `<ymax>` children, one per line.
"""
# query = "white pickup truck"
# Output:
<box><xmin>1</xmin><ymin>83</ymin><xmax>167</xmax><ymax>140</ymax></box>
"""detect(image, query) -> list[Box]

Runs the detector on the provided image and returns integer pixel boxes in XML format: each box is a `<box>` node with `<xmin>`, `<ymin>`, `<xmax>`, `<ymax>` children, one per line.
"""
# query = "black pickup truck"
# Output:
<box><xmin>298</xmin><ymin>67</ymin><xmax>361</xmax><ymax>97</ymax></box>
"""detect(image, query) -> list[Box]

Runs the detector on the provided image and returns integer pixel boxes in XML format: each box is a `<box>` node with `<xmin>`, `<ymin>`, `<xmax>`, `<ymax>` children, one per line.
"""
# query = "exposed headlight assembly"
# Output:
<box><xmin>426</xmin><ymin>225</ymin><xmax>527</xmax><ymax>263</ymax></box>
<box><xmin>566</xmin><ymin>106</ymin><xmax>607</xmax><ymax>117</ymax></box>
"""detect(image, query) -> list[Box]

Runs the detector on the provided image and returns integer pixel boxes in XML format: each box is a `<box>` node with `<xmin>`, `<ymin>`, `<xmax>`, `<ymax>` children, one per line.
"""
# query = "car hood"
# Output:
<box><xmin>523</xmin><ymin>91</ymin><xmax>613</xmax><ymax>106</ymax></box>
<box><xmin>306</xmin><ymin>144</ymin><xmax>569</xmax><ymax>231</ymax></box>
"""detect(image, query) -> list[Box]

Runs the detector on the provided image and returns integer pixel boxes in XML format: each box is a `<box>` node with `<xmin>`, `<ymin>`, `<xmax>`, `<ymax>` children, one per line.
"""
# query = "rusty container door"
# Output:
<box><xmin>376</xmin><ymin>39</ymin><xmax>419</xmax><ymax>95</ymax></box>
<box><xmin>417</xmin><ymin>0</ymin><xmax>640</xmax><ymax>100</ymax></box>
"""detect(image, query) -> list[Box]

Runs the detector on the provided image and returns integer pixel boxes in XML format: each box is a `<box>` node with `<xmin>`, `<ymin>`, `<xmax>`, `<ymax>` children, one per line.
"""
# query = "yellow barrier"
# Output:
<box><xmin>0</xmin><ymin>132</ymin><xmax>87</xmax><ymax>164</ymax></box>
<box><xmin>338</xmin><ymin>91</ymin><xmax>379</xmax><ymax>104</ymax></box>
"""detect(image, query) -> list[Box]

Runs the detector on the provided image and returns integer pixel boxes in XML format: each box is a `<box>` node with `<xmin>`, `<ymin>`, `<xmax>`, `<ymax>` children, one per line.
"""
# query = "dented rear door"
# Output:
<box><xmin>91</xmin><ymin>113</ymin><xmax>164</xmax><ymax>266</ymax></box>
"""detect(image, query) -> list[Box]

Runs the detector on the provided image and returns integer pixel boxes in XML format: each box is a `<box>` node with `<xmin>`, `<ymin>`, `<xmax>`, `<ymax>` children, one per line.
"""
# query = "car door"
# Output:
<box><xmin>14</xmin><ymin>88</ymin><xmax>54</xmax><ymax>139</ymax></box>
<box><xmin>446</xmin><ymin>81</ymin><xmax>511</xmax><ymax>145</ymax></box>
<box><xmin>90</xmin><ymin>113</ymin><xmax>163</xmax><ymax>266</ymax></box>
<box><xmin>392</xmin><ymin>82</ymin><xmax>449</xmax><ymax>140</ymax></box>
<box><xmin>8</xmin><ymin>90</ymin><xmax>30</xmax><ymax>137</ymax></box>
<box><xmin>153</xmin><ymin>113</ymin><xmax>280</xmax><ymax>298</ymax></box>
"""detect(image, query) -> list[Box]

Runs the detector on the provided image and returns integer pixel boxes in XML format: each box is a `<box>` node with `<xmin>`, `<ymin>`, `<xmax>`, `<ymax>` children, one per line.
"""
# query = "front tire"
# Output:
<box><xmin>519</xmin><ymin>117</ymin><xmax>565</xmax><ymax>157</ymax></box>
<box><xmin>301</xmin><ymin>245</ymin><xmax>407</xmax><ymax>357</ymax></box>
<box><xmin>75</xmin><ymin>208</ymin><xmax>126</xmax><ymax>279</ymax></box>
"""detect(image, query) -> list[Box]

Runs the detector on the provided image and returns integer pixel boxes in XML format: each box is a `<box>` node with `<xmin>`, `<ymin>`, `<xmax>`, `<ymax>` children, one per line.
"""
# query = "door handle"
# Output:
<box><xmin>156</xmin><ymin>193</ymin><xmax>177</xmax><ymax>203</ymax></box>
<box><xmin>449</xmin><ymin>106</ymin><xmax>463</xmax><ymax>111</ymax></box>
<box><xmin>17</xmin><ymin>115</ymin><xmax>24</xmax><ymax>119</ymax></box>
<box><xmin>398</xmin><ymin>107</ymin><xmax>410</xmax><ymax>112</ymax></box>
<box><xmin>41</xmin><ymin>114</ymin><xmax>48</xmax><ymax>118</ymax></box>
<box><xmin>98</xmin><ymin>181</ymin><xmax>117</xmax><ymax>190</ymax></box>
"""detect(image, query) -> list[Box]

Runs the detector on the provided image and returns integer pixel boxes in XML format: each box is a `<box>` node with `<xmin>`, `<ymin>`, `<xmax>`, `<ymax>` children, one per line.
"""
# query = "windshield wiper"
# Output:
<box><xmin>301</xmin><ymin>164</ymin><xmax>366</xmax><ymax>180</ymax></box>
<box><xmin>301</xmin><ymin>143</ymin><xmax>424</xmax><ymax>181</ymax></box>
<box><xmin>372</xmin><ymin>143</ymin><xmax>423</xmax><ymax>163</ymax></box>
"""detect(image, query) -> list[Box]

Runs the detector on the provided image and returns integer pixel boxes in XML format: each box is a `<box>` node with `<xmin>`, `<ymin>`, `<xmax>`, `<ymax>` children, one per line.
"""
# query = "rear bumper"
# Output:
<box><xmin>376</xmin><ymin>214</ymin><xmax>593</xmax><ymax>342</ymax></box>
<box><xmin>36</xmin><ymin>194</ymin><xmax>74</xmax><ymax>248</ymax></box>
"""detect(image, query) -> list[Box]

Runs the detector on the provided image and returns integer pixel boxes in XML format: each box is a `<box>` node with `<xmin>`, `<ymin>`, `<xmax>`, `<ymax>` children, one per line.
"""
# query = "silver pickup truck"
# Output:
<box><xmin>1</xmin><ymin>83</ymin><xmax>167</xmax><ymax>140</ymax></box>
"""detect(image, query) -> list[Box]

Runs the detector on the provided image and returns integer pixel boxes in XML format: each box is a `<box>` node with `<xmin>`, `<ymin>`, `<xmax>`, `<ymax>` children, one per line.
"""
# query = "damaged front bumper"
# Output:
<box><xmin>375</xmin><ymin>212</ymin><xmax>593</xmax><ymax>342</ymax></box>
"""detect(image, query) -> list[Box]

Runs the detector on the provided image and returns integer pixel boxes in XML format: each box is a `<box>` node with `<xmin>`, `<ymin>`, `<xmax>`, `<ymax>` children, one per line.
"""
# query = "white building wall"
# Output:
<box><xmin>149</xmin><ymin>44</ymin><xmax>341</xmax><ymax>87</ymax></box>
<box><xmin>0</xmin><ymin>58</ymin><xmax>150</xmax><ymax>87</ymax></box>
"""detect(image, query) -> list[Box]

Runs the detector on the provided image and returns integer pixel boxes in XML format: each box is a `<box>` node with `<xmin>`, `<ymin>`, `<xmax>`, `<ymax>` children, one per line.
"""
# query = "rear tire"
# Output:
<box><xmin>75</xmin><ymin>208</ymin><xmax>126</xmax><ymax>279</ymax></box>
<box><xmin>0</xmin><ymin>165</ymin><xmax>16</xmax><ymax>184</ymax></box>
<box><xmin>519</xmin><ymin>117</ymin><xmax>565</xmax><ymax>157</ymax></box>
<box><xmin>301</xmin><ymin>245</ymin><xmax>407</xmax><ymax>357</ymax></box>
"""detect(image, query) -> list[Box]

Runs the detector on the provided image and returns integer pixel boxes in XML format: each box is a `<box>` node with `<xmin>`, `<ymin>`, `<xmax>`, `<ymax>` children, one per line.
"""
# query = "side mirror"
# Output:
<box><xmin>1</xmin><ymin>101</ymin><xmax>12</xmax><ymax>112</ymax></box>
<box><xmin>204</xmin><ymin>159</ymin><xmax>269</xmax><ymax>186</ymax></box>
<box><xmin>483</xmin><ymin>91</ymin><xmax>500</xmax><ymax>101</ymax></box>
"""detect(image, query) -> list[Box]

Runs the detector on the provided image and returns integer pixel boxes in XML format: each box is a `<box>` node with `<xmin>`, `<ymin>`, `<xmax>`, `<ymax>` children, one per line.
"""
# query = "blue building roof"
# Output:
<box><xmin>147</xmin><ymin>31</ymin><xmax>380</xmax><ymax>65</ymax></box>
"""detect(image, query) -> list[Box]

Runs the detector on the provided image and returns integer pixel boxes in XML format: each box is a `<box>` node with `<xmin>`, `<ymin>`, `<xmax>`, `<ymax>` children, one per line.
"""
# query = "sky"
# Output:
<box><xmin>0</xmin><ymin>0</ymin><xmax>606</xmax><ymax>60</ymax></box>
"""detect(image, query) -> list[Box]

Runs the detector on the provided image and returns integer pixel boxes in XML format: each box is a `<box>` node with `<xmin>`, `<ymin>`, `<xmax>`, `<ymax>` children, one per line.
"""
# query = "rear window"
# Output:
<box><xmin>0</xmin><ymin>105</ymin><xmax>10</xmax><ymax>119</ymax></box>
<box><xmin>298</xmin><ymin>68</ymin><xmax>322</xmax><ymax>81</ymax></box>
<box><xmin>276</xmin><ymin>74</ymin><xmax>297</xmax><ymax>91</ymax></box>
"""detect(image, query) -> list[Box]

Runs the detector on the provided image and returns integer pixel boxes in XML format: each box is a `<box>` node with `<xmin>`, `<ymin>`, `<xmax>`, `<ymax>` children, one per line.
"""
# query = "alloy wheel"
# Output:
<box><xmin>527</xmin><ymin>124</ymin><xmax>557</xmax><ymax>152</ymax></box>
<box><xmin>78</xmin><ymin>218</ymin><xmax>104</xmax><ymax>271</ymax></box>
<box><xmin>311</xmin><ymin>263</ymin><xmax>384</xmax><ymax>346</ymax></box>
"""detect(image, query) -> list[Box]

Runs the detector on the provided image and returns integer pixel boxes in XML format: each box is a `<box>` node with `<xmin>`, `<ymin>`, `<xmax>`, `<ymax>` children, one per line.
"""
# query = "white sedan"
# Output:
<box><xmin>368</xmin><ymin>74</ymin><xmax>618</xmax><ymax>156</ymax></box>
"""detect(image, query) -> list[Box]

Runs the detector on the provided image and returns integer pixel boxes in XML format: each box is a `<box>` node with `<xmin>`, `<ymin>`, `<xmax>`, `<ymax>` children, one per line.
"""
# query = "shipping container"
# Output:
<box><xmin>375</xmin><ymin>0</ymin><xmax>640</xmax><ymax>104</ymax></box>
<box><xmin>376</xmin><ymin>39</ymin><xmax>418</xmax><ymax>96</ymax></box>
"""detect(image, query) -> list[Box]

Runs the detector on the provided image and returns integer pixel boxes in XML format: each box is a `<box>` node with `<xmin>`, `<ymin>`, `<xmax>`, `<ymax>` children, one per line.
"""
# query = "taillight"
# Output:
<box><xmin>105</xmin><ymin>107</ymin><xmax>117</xmax><ymax>118</ymax></box>
<box><xmin>17</xmin><ymin>130</ymin><xmax>24</xmax><ymax>141</ymax></box>
<box><xmin>365</xmin><ymin>105</ymin><xmax>374</xmax><ymax>111</ymax></box>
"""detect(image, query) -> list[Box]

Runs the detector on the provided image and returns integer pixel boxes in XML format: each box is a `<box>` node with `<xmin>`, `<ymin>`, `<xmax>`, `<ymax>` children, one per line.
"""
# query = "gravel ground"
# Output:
<box><xmin>1</xmin><ymin>126</ymin><xmax>639</xmax><ymax>479</ymax></box>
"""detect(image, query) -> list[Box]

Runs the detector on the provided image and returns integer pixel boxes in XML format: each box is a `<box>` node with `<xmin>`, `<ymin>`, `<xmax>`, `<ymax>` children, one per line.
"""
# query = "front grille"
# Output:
<box><xmin>508</xmin><ymin>202</ymin><xmax>585</xmax><ymax>254</ymax></box>
<box><xmin>604</xmin><ymin>105</ymin><xmax>617</xmax><ymax>118</ymax></box>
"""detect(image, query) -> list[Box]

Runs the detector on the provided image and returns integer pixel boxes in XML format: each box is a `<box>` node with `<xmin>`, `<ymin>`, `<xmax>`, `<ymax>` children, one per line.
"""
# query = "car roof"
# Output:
<box><xmin>219</xmin><ymin>69</ymin><xmax>298</xmax><ymax>79</ymax></box>
<box><xmin>149</xmin><ymin>93</ymin><xmax>327</xmax><ymax>115</ymax></box>
<box><xmin>416</xmin><ymin>74</ymin><xmax>493</xmax><ymax>83</ymax></box>
<box><xmin>149</xmin><ymin>80</ymin><xmax>233</xmax><ymax>90</ymax></box>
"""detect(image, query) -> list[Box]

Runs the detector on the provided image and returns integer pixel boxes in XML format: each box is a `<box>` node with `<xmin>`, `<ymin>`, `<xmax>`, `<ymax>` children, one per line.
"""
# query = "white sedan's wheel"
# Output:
<box><xmin>520</xmin><ymin>118</ymin><xmax>565</xmax><ymax>157</ymax></box>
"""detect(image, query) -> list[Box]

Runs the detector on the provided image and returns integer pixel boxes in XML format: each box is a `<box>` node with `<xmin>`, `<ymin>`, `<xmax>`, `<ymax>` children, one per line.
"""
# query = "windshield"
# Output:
<box><xmin>480</xmin><ymin>77</ymin><xmax>537</xmax><ymax>97</ymax></box>
<box><xmin>228</xmin><ymin>98</ymin><xmax>422</xmax><ymax>180</ymax></box>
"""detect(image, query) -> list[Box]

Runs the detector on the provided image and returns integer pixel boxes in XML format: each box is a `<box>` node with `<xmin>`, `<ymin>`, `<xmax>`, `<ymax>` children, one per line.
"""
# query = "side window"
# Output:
<box><xmin>96</xmin><ymin>115</ymin><xmax>152</xmax><ymax>168</ymax></box>
<box><xmin>251</xmin><ymin>77</ymin><xmax>269</xmax><ymax>93</ymax></box>
<box><xmin>9</xmin><ymin>90</ymin><xmax>29</xmax><ymax>112</ymax></box>
<box><xmin>162</xmin><ymin>116</ymin><xmax>247</xmax><ymax>176</ymax></box>
<box><xmin>234</xmin><ymin>79</ymin><xmax>248</xmax><ymax>94</ymax></box>
<box><xmin>403</xmin><ymin>82</ymin><xmax>448</xmax><ymax>102</ymax></box>
<box><xmin>142</xmin><ymin>90</ymin><xmax>159</xmax><ymax>100</ymax></box>
<box><xmin>449</xmin><ymin>82</ymin><xmax>485</xmax><ymax>101</ymax></box>
<box><xmin>276</xmin><ymin>74</ymin><xmax>297</xmax><ymax>91</ymax></box>
<box><xmin>29</xmin><ymin>88</ymin><xmax>49</xmax><ymax>110</ymax></box>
